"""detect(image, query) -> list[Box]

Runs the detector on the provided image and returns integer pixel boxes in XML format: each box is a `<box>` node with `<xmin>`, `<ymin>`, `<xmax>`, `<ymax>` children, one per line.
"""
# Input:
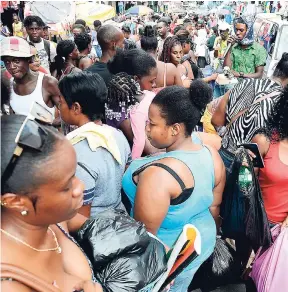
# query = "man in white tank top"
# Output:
<box><xmin>1</xmin><ymin>36</ymin><xmax>60</xmax><ymax>121</ymax></box>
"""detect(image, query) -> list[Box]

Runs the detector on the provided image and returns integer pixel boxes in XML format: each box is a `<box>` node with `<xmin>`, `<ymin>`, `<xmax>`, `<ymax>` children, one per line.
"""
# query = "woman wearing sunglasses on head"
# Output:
<box><xmin>1</xmin><ymin>110</ymin><xmax>102</xmax><ymax>292</ymax></box>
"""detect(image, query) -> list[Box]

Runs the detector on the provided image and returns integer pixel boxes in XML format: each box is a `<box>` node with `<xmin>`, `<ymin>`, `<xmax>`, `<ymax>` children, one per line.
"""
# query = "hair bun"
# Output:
<box><xmin>143</xmin><ymin>25</ymin><xmax>156</xmax><ymax>38</ymax></box>
<box><xmin>189</xmin><ymin>80</ymin><xmax>213</xmax><ymax>113</ymax></box>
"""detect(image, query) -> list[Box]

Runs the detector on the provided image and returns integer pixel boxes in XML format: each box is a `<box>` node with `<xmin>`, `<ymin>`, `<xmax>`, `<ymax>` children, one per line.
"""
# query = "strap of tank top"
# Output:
<box><xmin>133</xmin><ymin>162</ymin><xmax>186</xmax><ymax>190</ymax></box>
<box><xmin>36</xmin><ymin>72</ymin><xmax>45</xmax><ymax>89</ymax></box>
<box><xmin>163</xmin><ymin>63</ymin><xmax>167</xmax><ymax>88</ymax></box>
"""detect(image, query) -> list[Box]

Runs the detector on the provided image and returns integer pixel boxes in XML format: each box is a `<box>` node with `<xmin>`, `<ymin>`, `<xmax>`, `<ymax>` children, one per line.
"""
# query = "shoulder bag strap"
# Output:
<box><xmin>226</xmin><ymin>90</ymin><xmax>281</xmax><ymax>130</ymax></box>
<box><xmin>1</xmin><ymin>263</ymin><xmax>61</xmax><ymax>292</ymax></box>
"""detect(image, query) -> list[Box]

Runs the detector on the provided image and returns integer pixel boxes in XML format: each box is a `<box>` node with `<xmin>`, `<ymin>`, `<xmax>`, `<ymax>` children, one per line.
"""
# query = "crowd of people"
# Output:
<box><xmin>1</xmin><ymin>5</ymin><xmax>288</xmax><ymax>292</ymax></box>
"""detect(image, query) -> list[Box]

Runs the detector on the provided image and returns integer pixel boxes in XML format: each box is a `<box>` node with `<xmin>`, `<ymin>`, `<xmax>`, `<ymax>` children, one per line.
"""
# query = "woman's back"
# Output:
<box><xmin>222</xmin><ymin>78</ymin><xmax>282</xmax><ymax>151</ymax></box>
<box><xmin>155</xmin><ymin>61</ymin><xmax>181</xmax><ymax>88</ymax></box>
<box><xmin>72</xmin><ymin>125</ymin><xmax>131</xmax><ymax>217</ymax></box>
<box><xmin>123</xmin><ymin>146</ymin><xmax>216</xmax><ymax>247</ymax></box>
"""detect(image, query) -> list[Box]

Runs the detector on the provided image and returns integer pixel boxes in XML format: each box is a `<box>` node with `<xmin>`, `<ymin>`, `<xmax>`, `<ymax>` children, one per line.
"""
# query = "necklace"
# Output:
<box><xmin>0</xmin><ymin>227</ymin><xmax>62</xmax><ymax>254</ymax></box>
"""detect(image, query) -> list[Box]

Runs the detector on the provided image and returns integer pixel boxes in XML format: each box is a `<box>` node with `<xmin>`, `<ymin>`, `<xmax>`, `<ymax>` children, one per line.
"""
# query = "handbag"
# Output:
<box><xmin>250</xmin><ymin>225</ymin><xmax>288</xmax><ymax>292</ymax></box>
<box><xmin>1</xmin><ymin>263</ymin><xmax>61</xmax><ymax>292</ymax></box>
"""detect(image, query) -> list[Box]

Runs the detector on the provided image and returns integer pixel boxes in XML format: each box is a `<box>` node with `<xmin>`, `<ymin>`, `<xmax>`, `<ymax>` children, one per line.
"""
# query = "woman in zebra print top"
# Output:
<box><xmin>212</xmin><ymin>53</ymin><xmax>288</xmax><ymax>153</ymax></box>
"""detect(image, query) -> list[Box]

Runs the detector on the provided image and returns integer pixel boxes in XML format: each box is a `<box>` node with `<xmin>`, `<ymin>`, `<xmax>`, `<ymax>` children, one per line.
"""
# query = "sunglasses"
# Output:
<box><xmin>1</xmin><ymin>102</ymin><xmax>53</xmax><ymax>189</ymax></box>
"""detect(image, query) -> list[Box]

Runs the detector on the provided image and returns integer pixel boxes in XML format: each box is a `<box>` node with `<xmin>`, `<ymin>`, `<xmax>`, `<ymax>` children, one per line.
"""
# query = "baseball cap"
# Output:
<box><xmin>1</xmin><ymin>37</ymin><xmax>33</xmax><ymax>58</ymax></box>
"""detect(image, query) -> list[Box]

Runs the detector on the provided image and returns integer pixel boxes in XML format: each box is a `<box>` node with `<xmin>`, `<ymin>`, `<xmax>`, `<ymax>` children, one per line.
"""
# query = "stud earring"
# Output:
<box><xmin>21</xmin><ymin>210</ymin><xmax>28</xmax><ymax>216</ymax></box>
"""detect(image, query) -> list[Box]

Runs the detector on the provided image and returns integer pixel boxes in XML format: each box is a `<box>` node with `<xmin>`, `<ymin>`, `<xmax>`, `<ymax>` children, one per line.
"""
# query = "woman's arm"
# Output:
<box><xmin>134</xmin><ymin>167</ymin><xmax>171</xmax><ymax>235</ymax></box>
<box><xmin>119</xmin><ymin>119</ymin><xmax>134</xmax><ymax>145</ymax></box>
<box><xmin>183</xmin><ymin>60</ymin><xmax>194</xmax><ymax>80</ymax></box>
<box><xmin>211</xmin><ymin>90</ymin><xmax>230</xmax><ymax>127</ymax></box>
<box><xmin>206</xmin><ymin>145</ymin><xmax>226</xmax><ymax>232</ymax></box>
<box><xmin>251</xmin><ymin>134</ymin><xmax>270</xmax><ymax>175</ymax></box>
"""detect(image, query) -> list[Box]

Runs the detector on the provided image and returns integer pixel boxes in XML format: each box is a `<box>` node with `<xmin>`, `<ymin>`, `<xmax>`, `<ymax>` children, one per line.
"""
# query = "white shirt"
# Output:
<box><xmin>27</xmin><ymin>37</ymin><xmax>56</xmax><ymax>74</ymax></box>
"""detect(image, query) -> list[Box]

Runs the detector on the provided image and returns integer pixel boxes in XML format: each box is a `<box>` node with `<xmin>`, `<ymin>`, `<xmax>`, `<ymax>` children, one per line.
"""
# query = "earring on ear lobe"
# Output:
<box><xmin>21</xmin><ymin>210</ymin><xmax>28</xmax><ymax>216</ymax></box>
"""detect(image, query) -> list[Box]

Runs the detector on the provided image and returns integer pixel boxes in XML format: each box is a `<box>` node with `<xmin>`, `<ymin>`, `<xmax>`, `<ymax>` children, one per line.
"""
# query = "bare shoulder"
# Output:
<box><xmin>1</xmin><ymin>279</ymin><xmax>34</xmax><ymax>291</ymax></box>
<box><xmin>252</xmin><ymin>133</ymin><xmax>269</xmax><ymax>145</ymax></box>
<box><xmin>252</xmin><ymin>133</ymin><xmax>270</xmax><ymax>157</ymax></box>
<box><xmin>43</xmin><ymin>74</ymin><xmax>58</xmax><ymax>88</ymax></box>
<box><xmin>198</xmin><ymin>132</ymin><xmax>222</xmax><ymax>150</ymax></box>
<box><xmin>204</xmin><ymin>144</ymin><xmax>225</xmax><ymax>181</ymax></box>
<box><xmin>166</xmin><ymin>62</ymin><xmax>177</xmax><ymax>71</ymax></box>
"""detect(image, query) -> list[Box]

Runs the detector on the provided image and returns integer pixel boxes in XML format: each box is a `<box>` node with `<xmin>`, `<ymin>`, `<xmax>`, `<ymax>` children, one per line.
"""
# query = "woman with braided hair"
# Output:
<box><xmin>159</xmin><ymin>35</ymin><xmax>194</xmax><ymax>88</ymax></box>
<box><xmin>106</xmin><ymin>72</ymin><xmax>159</xmax><ymax>159</ymax></box>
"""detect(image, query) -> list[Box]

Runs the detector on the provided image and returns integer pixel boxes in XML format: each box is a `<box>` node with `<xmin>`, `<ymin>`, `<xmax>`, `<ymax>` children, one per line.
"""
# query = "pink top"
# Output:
<box><xmin>259</xmin><ymin>143</ymin><xmax>288</xmax><ymax>223</ymax></box>
<box><xmin>130</xmin><ymin>90</ymin><xmax>155</xmax><ymax>159</ymax></box>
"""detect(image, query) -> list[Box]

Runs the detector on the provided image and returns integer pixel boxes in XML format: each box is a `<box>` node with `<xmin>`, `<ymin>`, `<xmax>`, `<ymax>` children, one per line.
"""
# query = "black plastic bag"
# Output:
<box><xmin>75</xmin><ymin>209</ymin><xmax>150</xmax><ymax>272</ymax></box>
<box><xmin>75</xmin><ymin>209</ymin><xmax>167</xmax><ymax>291</ymax></box>
<box><xmin>97</xmin><ymin>236</ymin><xmax>167</xmax><ymax>292</ymax></box>
<box><xmin>243</xmin><ymin>149</ymin><xmax>272</xmax><ymax>250</ymax></box>
<box><xmin>220</xmin><ymin>147</ymin><xmax>246</xmax><ymax>238</ymax></box>
<box><xmin>220</xmin><ymin>148</ymin><xmax>272</xmax><ymax>249</ymax></box>
<box><xmin>189</xmin><ymin>237</ymin><xmax>242</xmax><ymax>291</ymax></box>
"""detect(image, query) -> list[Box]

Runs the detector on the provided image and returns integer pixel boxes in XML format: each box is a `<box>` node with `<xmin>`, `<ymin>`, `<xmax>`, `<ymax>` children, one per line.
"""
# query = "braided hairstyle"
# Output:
<box><xmin>160</xmin><ymin>36</ymin><xmax>181</xmax><ymax>63</ymax></box>
<box><xmin>106</xmin><ymin>72</ymin><xmax>140</xmax><ymax>122</ymax></box>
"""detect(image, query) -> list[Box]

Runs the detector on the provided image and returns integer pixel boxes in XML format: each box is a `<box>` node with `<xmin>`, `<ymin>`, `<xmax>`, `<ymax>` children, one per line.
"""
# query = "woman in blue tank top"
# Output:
<box><xmin>122</xmin><ymin>81</ymin><xmax>226</xmax><ymax>291</ymax></box>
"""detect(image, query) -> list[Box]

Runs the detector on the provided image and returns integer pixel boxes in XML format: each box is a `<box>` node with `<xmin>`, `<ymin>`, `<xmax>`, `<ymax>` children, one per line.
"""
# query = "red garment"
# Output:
<box><xmin>259</xmin><ymin>143</ymin><xmax>288</xmax><ymax>223</ymax></box>
<box><xmin>170</xmin><ymin>23</ymin><xmax>176</xmax><ymax>35</ymax></box>
<box><xmin>38</xmin><ymin>66</ymin><xmax>48</xmax><ymax>74</ymax></box>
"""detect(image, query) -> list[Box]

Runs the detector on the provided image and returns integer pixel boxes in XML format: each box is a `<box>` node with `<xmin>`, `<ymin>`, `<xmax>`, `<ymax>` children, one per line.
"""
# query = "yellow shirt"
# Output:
<box><xmin>13</xmin><ymin>22</ymin><xmax>23</xmax><ymax>37</ymax></box>
<box><xmin>213</xmin><ymin>37</ymin><xmax>228</xmax><ymax>58</ymax></box>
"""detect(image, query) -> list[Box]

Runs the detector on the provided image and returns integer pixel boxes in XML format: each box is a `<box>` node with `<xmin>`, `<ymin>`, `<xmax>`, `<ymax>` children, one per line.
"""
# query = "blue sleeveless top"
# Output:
<box><xmin>122</xmin><ymin>133</ymin><xmax>217</xmax><ymax>267</ymax></box>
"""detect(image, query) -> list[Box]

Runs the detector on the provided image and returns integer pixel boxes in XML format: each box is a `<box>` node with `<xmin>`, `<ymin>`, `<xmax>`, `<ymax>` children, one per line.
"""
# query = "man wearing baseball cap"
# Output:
<box><xmin>1</xmin><ymin>36</ymin><xmax>60</xmax><ymax>118</ymax></box>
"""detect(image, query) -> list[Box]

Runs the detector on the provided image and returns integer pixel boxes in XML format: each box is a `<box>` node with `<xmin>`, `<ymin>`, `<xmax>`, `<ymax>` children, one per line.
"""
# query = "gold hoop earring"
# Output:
<box><xmin>0</xmin><ymin>201</ymin><xmax>7</xmax><ymax>206</ymax></box>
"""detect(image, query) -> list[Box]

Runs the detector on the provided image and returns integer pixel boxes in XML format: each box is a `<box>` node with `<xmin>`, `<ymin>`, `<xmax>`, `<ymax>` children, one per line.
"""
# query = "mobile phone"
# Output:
<box><xmin>240</xmin><ymin>143</ymin><xmax>265</xmax><ymax>168</ymax></box>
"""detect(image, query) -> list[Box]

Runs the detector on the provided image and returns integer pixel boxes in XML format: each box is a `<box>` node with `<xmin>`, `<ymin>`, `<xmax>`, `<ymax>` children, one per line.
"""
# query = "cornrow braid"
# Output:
<box><xmin>105</xmin><ymin>72</ymin><xmax>141</xmax><ymax>122</ymax></box>
<box><xmin>160</xmin><ymin>36</ymin><xmax>181</xmax><ymax>63</ymax></box>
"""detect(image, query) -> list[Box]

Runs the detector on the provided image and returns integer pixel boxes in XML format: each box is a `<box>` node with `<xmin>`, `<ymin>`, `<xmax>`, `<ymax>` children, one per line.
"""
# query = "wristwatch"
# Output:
<box><xmin>239</xmin><ymin>72</ymin><xmax>244</xmax><ymax>78</ymax></box>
